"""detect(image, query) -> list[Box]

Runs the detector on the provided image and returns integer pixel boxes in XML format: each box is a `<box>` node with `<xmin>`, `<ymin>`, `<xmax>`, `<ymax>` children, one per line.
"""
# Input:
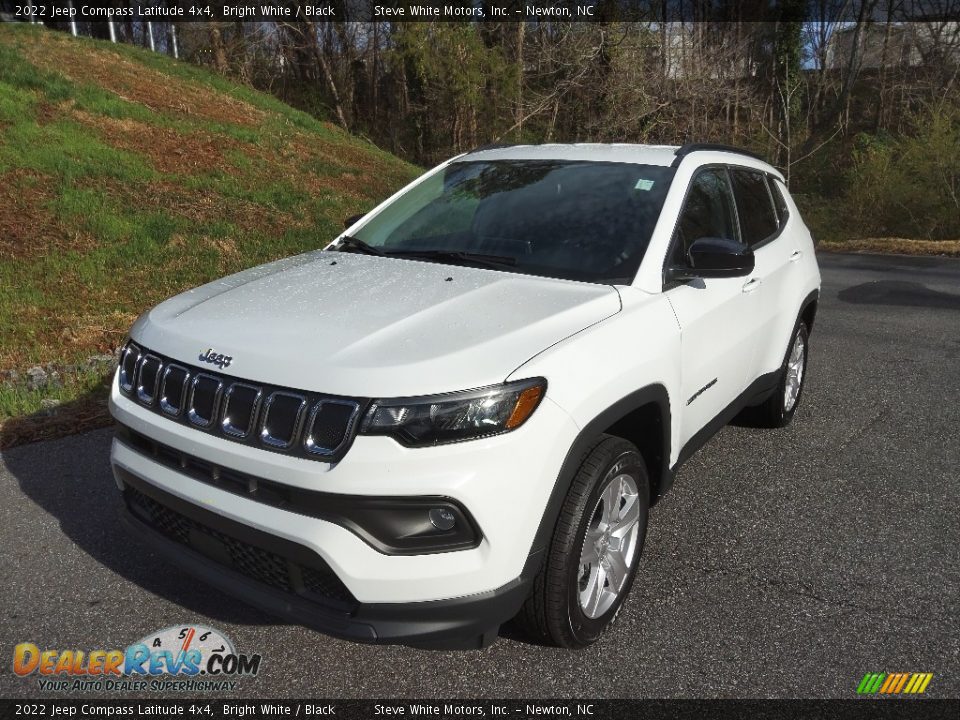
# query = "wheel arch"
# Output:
<box><xmin>528</xmin><ymin>384</ymin><xmax>672</xmax><ymax>558</ymax></box>
<box><xmin>746</xmin><ymin>288</ymin><xmax>819</xmax><ymax>412</ymax></box>
<box><xmin>800</xmin><ymin>290</ymin><xmax>819</xmax><ymax>334</ymax></box>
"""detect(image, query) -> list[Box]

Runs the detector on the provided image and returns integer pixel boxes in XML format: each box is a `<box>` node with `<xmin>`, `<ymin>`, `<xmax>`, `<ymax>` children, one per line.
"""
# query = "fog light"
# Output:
<box><xmin>429</xmin><ymin>507</ymin><xmax>456</xmax><ymax>531</ymax></box>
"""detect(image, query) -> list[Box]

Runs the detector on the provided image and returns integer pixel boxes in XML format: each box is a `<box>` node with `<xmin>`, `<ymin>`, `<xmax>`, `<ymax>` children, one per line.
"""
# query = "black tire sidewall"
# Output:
<box><xmin>562</xmin><ymin>448</ymin><xmax>649</xmax><ymax>646</ymax></box>
<box><xmin>778</xmin><ymin>322</ymin><xmax>809</xmax><ymax>425</ymax></box>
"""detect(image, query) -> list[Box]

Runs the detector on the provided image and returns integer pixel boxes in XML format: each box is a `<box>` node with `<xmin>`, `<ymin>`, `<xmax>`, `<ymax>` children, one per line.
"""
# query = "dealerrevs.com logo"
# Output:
<box><xmin>13</xmin><ymin>625</ymin><xmax>262</xmax><ymax>693</ymax></box>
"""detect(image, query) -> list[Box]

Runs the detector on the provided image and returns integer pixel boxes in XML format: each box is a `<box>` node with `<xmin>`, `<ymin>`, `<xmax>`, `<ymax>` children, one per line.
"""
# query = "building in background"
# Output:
<box><xmin>825</xmin><ymin>20</ymin><xmax>960</xmax><ymax>69</ymax></box>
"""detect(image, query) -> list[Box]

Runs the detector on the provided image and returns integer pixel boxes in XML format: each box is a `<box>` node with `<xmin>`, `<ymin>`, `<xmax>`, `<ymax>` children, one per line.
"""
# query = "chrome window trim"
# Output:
<box><xmin>187</xmin><ymin>373</ymin><xmax>224</xmax><ymax>428</ymax></box>
<box><xmin>260</xmin><ymin>391</ymin><xmax>308</xmax><ymax>449</ymax></box>
<box><xmin>221</xmin><ymin>382</ymin><xmax>263</xmax><ymax>439</ymax></box>
<box><xmin>135</xmin><ymin>354</ymin><xmax>164</xmax><ymax>406</ymax></box>
<box><xmin>159</xmin><ymin>364</ymin><xmax>190</xmax><ymax>417</ymax></box>
<box><xmin>303</xmin><ymin>400</ymin><xmax>361</xmax><ymax>456</ymax></box>
<box><xmin>119</xmin><ymin>343</ymin><xmax>141</xmax><ymax>394</ymax></box>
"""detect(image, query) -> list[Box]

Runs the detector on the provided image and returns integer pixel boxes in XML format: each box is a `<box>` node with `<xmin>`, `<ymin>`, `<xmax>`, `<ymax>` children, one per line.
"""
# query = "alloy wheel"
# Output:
<box><xmin>577</xmin><ymin>473</ymin><xmax>642</xmax><ymax>619</ymax></box>
<box><xmin>784</xmin><ymin>331</ymin><xmax>806</xmax><ymax>412</ymax></box>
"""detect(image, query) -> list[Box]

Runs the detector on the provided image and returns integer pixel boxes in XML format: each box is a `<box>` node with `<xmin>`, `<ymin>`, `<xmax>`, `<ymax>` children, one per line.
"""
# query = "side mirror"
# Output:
<box><xmin>669</xmin><ymin>237</ymin><xmax>754</xmax><ymax>281</ymax></box>
<box><xmin>343</xmin><ymin>213</ymin><xmax>365</xmax><ymax>229</ymax></box>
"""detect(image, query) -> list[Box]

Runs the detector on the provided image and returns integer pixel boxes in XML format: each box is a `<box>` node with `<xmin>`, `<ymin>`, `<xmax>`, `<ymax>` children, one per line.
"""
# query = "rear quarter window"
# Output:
<box><xmin>767</xmin><ymin>176</ymin><xmax>790</xmax><ymax>228</ymax></box>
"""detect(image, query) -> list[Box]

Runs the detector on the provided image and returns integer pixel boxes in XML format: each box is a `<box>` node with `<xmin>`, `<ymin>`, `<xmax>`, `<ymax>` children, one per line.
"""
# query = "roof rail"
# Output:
<box><xmin>464</xmin><ymin>143</ymin><xmax>520</xmax><ymax>154</ymax></box>
<box><xmin>672</xmin><ymin>143</ymin><xmax>766</xmax><ymax>166</ymax></box>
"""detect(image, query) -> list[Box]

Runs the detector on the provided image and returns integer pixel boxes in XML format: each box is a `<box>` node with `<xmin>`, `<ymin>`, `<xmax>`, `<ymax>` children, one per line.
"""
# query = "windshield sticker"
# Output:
<box><xmin>634</xmin><ymin>178</ymin><xmax>655</xmax><ymax>191</ymax></box>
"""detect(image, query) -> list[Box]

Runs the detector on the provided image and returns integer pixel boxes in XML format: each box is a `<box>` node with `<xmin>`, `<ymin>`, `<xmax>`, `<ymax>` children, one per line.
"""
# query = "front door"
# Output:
<box><xmin>665</xmin><ymin>167</ymin><xmax>756</xmax><ymax>451</ymax></box>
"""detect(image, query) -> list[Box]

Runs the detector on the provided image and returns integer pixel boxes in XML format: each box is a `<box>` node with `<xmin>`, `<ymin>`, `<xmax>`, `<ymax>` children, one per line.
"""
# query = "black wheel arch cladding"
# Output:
<box><xmin>528</xmin><ymin>384</ymin><xmax>670</xmax><ymax>560</ymax></box>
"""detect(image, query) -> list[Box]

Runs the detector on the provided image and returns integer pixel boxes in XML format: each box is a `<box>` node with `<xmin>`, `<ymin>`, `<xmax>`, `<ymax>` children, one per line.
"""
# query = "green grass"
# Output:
<box><xmin>0</xmin><ymin>24</ymin><xmax>419</xmax><ymax>437</ymax></box>
<box><xmin>0</xmin><ymin>367</ymin><xmax>109</xmax><ymax>418</ymax></box>
<box><xmin>1</xmin><ymin>117</ymin><xmax>156</xmax><ymax>182</ymax></box>
<box><xmin>0</xmin><ymin>41</ymin><xmax>73</xmax><ymax>101</ymax></box>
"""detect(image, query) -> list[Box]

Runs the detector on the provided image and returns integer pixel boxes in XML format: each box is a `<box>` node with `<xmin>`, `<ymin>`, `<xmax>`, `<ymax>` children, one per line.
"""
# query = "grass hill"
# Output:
<box><xmin>0</xmin><ymin>24</ymin><xmax>418</xmax><ymax>446</ymax></box>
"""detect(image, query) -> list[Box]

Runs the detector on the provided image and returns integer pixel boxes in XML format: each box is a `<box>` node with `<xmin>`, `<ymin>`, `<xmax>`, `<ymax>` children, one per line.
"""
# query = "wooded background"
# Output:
<box><xmin>15</xmin><ymin>1</ymin><xmax>960</xmax><ymax>241</ymax></box>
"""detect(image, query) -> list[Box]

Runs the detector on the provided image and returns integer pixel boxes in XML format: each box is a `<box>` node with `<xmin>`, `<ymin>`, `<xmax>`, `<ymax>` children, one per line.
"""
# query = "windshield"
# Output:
<box><xmin>342</xmin><ymin>160</ymin><xmax>675</xmax><ymax>284</ymax></box>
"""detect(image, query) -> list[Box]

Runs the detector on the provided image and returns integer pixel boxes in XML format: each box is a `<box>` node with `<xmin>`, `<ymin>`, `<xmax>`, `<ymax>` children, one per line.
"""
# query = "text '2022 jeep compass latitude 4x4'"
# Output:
<box><xmin>110</xmin><ymin>143</ymin><xmax>820</xmax><ymax>649</ymax></box>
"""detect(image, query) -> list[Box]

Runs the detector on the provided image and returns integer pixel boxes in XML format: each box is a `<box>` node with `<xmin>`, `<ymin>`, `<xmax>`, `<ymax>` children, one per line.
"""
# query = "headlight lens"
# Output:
<box><xmin>360</xmin><ymin>378</ymin><xmax>546</xmax><ymax>447</ymax></box>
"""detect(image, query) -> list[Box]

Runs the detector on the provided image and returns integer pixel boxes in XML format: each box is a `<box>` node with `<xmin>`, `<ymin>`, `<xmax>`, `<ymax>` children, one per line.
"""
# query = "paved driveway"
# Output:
<box><xmin>2</xmin><ymin>252</ymin><xmax>958</xmax><ymax>698</ymax></box>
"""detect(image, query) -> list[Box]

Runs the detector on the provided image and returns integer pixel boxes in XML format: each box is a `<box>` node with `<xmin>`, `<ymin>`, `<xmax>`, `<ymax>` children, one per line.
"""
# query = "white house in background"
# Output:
<box><xmin>825</xmin><ymin>21</ymin><xmax>960</xmax><ymax>69</ymax></box>
<box><xmin>654</xmin><ymin>22</ymin><xmax>756</xmax><ymax>80</ymax></box>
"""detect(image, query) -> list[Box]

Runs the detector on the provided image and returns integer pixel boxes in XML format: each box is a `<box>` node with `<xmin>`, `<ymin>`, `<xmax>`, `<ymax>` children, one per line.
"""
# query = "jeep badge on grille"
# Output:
<box><xmin>199</xmin><ymin>348</ymin><xmax>233</xmax><ymax>369</ymax></box>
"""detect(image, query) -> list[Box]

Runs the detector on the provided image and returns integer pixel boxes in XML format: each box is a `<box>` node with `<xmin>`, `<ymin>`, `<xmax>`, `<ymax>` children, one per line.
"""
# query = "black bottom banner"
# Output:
<box><xmin>1</xmin><ymin>699</ymin><xmax>959</xmax><ymax>720</ymax></box>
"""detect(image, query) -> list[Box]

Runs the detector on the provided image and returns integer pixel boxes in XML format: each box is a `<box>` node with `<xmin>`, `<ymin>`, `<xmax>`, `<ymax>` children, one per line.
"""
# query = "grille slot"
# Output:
<box><xmin>188</xmin><ymin>374</ymin><xmax>223</xmax><ymax>428</ymax></box>
<box><xmin>260</xmin><ymin>392</ymin><xmax>307</xmax><ymax>449</ymax></box>
<box><xmin>119</xmin><ymin>345</ymin><xmax>140</xmax><ymax>393</ymax></box>
<box><xmin>136</xmin><ymin>355</ymin><xmax>163</xmax><ymax>405</ymax></box>
<box><xmin>221</xmin><ymin>383</ymin><xmax>261</xmax><ymax>438</ymax></box>
<box><xmin>124</xmin><ymin>484</ymin><xmax>356</xmax><ymax>609</ymax></box>
<box><xmin>117</xmin><ymin>343</ymin><xmax>363</xmax><ymax>463</ymax></box>
<box><xmin>305</xmin><ymin>401</ymin><xmax>360</xmax><ymax>456</ymax></box>
<box><xmin>159</xmin><ymin>364</ymin><xmax>190</xmax><ymax>417</ymax></box>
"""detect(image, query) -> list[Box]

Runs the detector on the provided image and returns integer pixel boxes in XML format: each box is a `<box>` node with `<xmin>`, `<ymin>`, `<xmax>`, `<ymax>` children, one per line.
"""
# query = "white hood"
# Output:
<box><xmin>131</xmin><ymin>251</ymin><xmax>621</xmax><ymax>397</ymax></box>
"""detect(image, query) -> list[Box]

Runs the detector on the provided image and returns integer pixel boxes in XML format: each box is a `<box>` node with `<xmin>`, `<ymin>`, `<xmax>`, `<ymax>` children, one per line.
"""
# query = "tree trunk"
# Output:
<box><xmin>874</xmin><ymin>4</ymin><xmax>894</xmax><ymax>132</ymax></box>
<box><xmin>304</xmin><ymin>22</ymin><xmax>348</xmax><ymax>129</ymax></box>
<box><xmin>515</xmin><ymin>21</ymin><xmax>525</xmax><ymax>141</ymax></box>
<box><xmin>838</xmin><ymin>1</ymin><xmax>876</xmax><ymax>133</ymax></box>
<box><xmin>371</xmin><ymin>22</ymin><xmax>380</xmax><ymax>124</ymax></box>
<box><xmin>208</xmin><ymin>23</ymin><xmax>229</xmax><ymax>75</ymax></box>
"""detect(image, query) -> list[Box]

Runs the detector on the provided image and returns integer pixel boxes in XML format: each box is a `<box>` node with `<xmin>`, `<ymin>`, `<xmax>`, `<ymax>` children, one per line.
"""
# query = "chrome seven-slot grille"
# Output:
<box><xmin>118</xmin><ymin>342</ymin><xmax>365</xmax><ymax>462</ymax></box>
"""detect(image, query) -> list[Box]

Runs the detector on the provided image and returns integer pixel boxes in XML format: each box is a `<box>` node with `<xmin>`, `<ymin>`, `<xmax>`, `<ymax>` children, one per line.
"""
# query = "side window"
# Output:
<box><xmin>730</xmin><ymin>169</ymin><xmax>779</xmax><ymax>247</ymax></box>
<box><xmin>767</xmin><ymin>176</ymin><xmax>790</xmax><ymax>228</ymax></box>
<box><xmin>672</xmin><ymin>167</ymin><xmax>739</xmax><ymax>266</ymax></box>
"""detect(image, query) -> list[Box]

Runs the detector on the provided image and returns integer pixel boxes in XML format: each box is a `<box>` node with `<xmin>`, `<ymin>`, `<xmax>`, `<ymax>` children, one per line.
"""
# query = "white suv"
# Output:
<box><xmin>110</xmin><ymin>144</ymin><xmax>820</xmax><ymax>649</ymax></box>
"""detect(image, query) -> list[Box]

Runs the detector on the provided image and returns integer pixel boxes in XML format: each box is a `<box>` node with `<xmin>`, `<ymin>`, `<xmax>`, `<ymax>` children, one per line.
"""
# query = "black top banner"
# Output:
<box><xmin>4</xmin><ymin>0</ymin><xmax>960</xmax><ymax>23</ymax></box>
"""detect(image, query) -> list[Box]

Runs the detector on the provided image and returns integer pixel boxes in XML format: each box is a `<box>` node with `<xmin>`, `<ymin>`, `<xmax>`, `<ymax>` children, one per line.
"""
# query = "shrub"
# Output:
<box><xmin>844</xmin><ymin>105</ymin><xmax>960</xmax><ymax>240</ymax></box>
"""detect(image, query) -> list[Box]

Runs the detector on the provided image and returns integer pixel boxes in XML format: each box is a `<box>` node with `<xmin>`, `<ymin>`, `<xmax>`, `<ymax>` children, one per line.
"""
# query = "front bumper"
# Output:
<box><xmin>118</xmin><ymin>467</ymin><xmax>538</xmax><ymax>649</ymax></box>
<box><xmin>108</xmin><ymin>374</ymin><xmax>579</xmax><ymax>642</ymax></box>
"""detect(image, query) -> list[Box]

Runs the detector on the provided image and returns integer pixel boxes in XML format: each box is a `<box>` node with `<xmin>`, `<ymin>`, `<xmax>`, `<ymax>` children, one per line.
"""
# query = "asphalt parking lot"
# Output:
<box><xmin>1</xmin><ymin>252</ymin><xmax>958</xmax><ymax>699</ymax></box>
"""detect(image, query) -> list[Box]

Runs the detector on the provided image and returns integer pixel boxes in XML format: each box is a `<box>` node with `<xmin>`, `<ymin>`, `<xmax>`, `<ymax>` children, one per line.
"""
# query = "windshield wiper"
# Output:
<box><xmin>330</xmin><ymin>239</ymin><xmax>516</xmax><ymax>270</ymax></box>
<box><xmin>386</xmin><ymin>249</ymin><xmax>517</xmax><ymax>270</ymax></box>
<box><xmin>331</xmin><ymin>235</ymin><xmax>385</xmax><ymax>256</ymax></box>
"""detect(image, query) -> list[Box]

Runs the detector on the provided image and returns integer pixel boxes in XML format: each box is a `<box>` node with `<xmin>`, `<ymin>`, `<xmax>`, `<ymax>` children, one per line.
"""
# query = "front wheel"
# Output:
<box><xmin>754</xmin><ymin>322</ymin><xmax>809</xmax><ymax>428</ymax></box>
<box><xmin>515</xmin><ymin>435</ymin><xmax>649</xmax><ymax>648</ymax></box>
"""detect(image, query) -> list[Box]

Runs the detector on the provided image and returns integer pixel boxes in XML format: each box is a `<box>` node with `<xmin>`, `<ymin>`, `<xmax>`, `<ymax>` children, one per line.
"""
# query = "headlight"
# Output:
<box><xmin>359</xmin><ymin>378</ymin><xmax>546</xmax><ymax>447</ymax></box>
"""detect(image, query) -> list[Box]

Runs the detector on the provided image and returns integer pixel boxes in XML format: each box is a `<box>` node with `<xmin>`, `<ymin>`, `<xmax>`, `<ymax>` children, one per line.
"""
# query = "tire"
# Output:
<box><xmin>515</xmin><ymin>434</ymin><xmax>650</xmax><ymax>648</ymax></box>
<box><xmin>753</xmin><ymin>321</ymin><xmax>809</xmax><ymax>428</ymax></box>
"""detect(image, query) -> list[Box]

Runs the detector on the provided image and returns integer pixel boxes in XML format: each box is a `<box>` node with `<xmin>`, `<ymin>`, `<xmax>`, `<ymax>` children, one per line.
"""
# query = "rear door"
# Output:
<box><xmin>728</xmin><ymin>168</ymin><xmax>793</xmax><ymax>382</ymax></box>
<box><xmin>665</xmin><ymin>167</ymin><xmax>756</xmax><ymax>450</ymax></box>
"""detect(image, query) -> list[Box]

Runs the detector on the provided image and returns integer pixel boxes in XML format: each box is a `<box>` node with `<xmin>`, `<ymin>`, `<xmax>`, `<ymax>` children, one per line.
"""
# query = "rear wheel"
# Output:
<box><xmin>516</xmin><ymin>435</ymin><xmax>649</xmax><ymax>648</ymax></box>
<box><xmin>754</xmin><ymin>322</ymin><xmax>809</xmax><ymax>428</ymax></box>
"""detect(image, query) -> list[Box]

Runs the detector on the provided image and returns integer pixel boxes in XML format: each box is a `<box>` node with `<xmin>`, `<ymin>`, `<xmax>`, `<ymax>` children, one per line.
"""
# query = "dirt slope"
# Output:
<box><xmin>0</xmin><ymin>24</ymin><xmax>418</xmax><ymax>443</ymax></box>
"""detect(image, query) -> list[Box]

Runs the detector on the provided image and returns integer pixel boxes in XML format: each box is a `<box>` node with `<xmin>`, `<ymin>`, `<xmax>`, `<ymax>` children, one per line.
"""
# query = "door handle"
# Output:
<box><xmin>789</xmin><ymin>250</ymin><xmax>803</xmax><ymax>262</ymax></box>
<box><xmin>742</xmin><ymin>278</ymin><xmax>762</xmax><ymax>293</ymax></box>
